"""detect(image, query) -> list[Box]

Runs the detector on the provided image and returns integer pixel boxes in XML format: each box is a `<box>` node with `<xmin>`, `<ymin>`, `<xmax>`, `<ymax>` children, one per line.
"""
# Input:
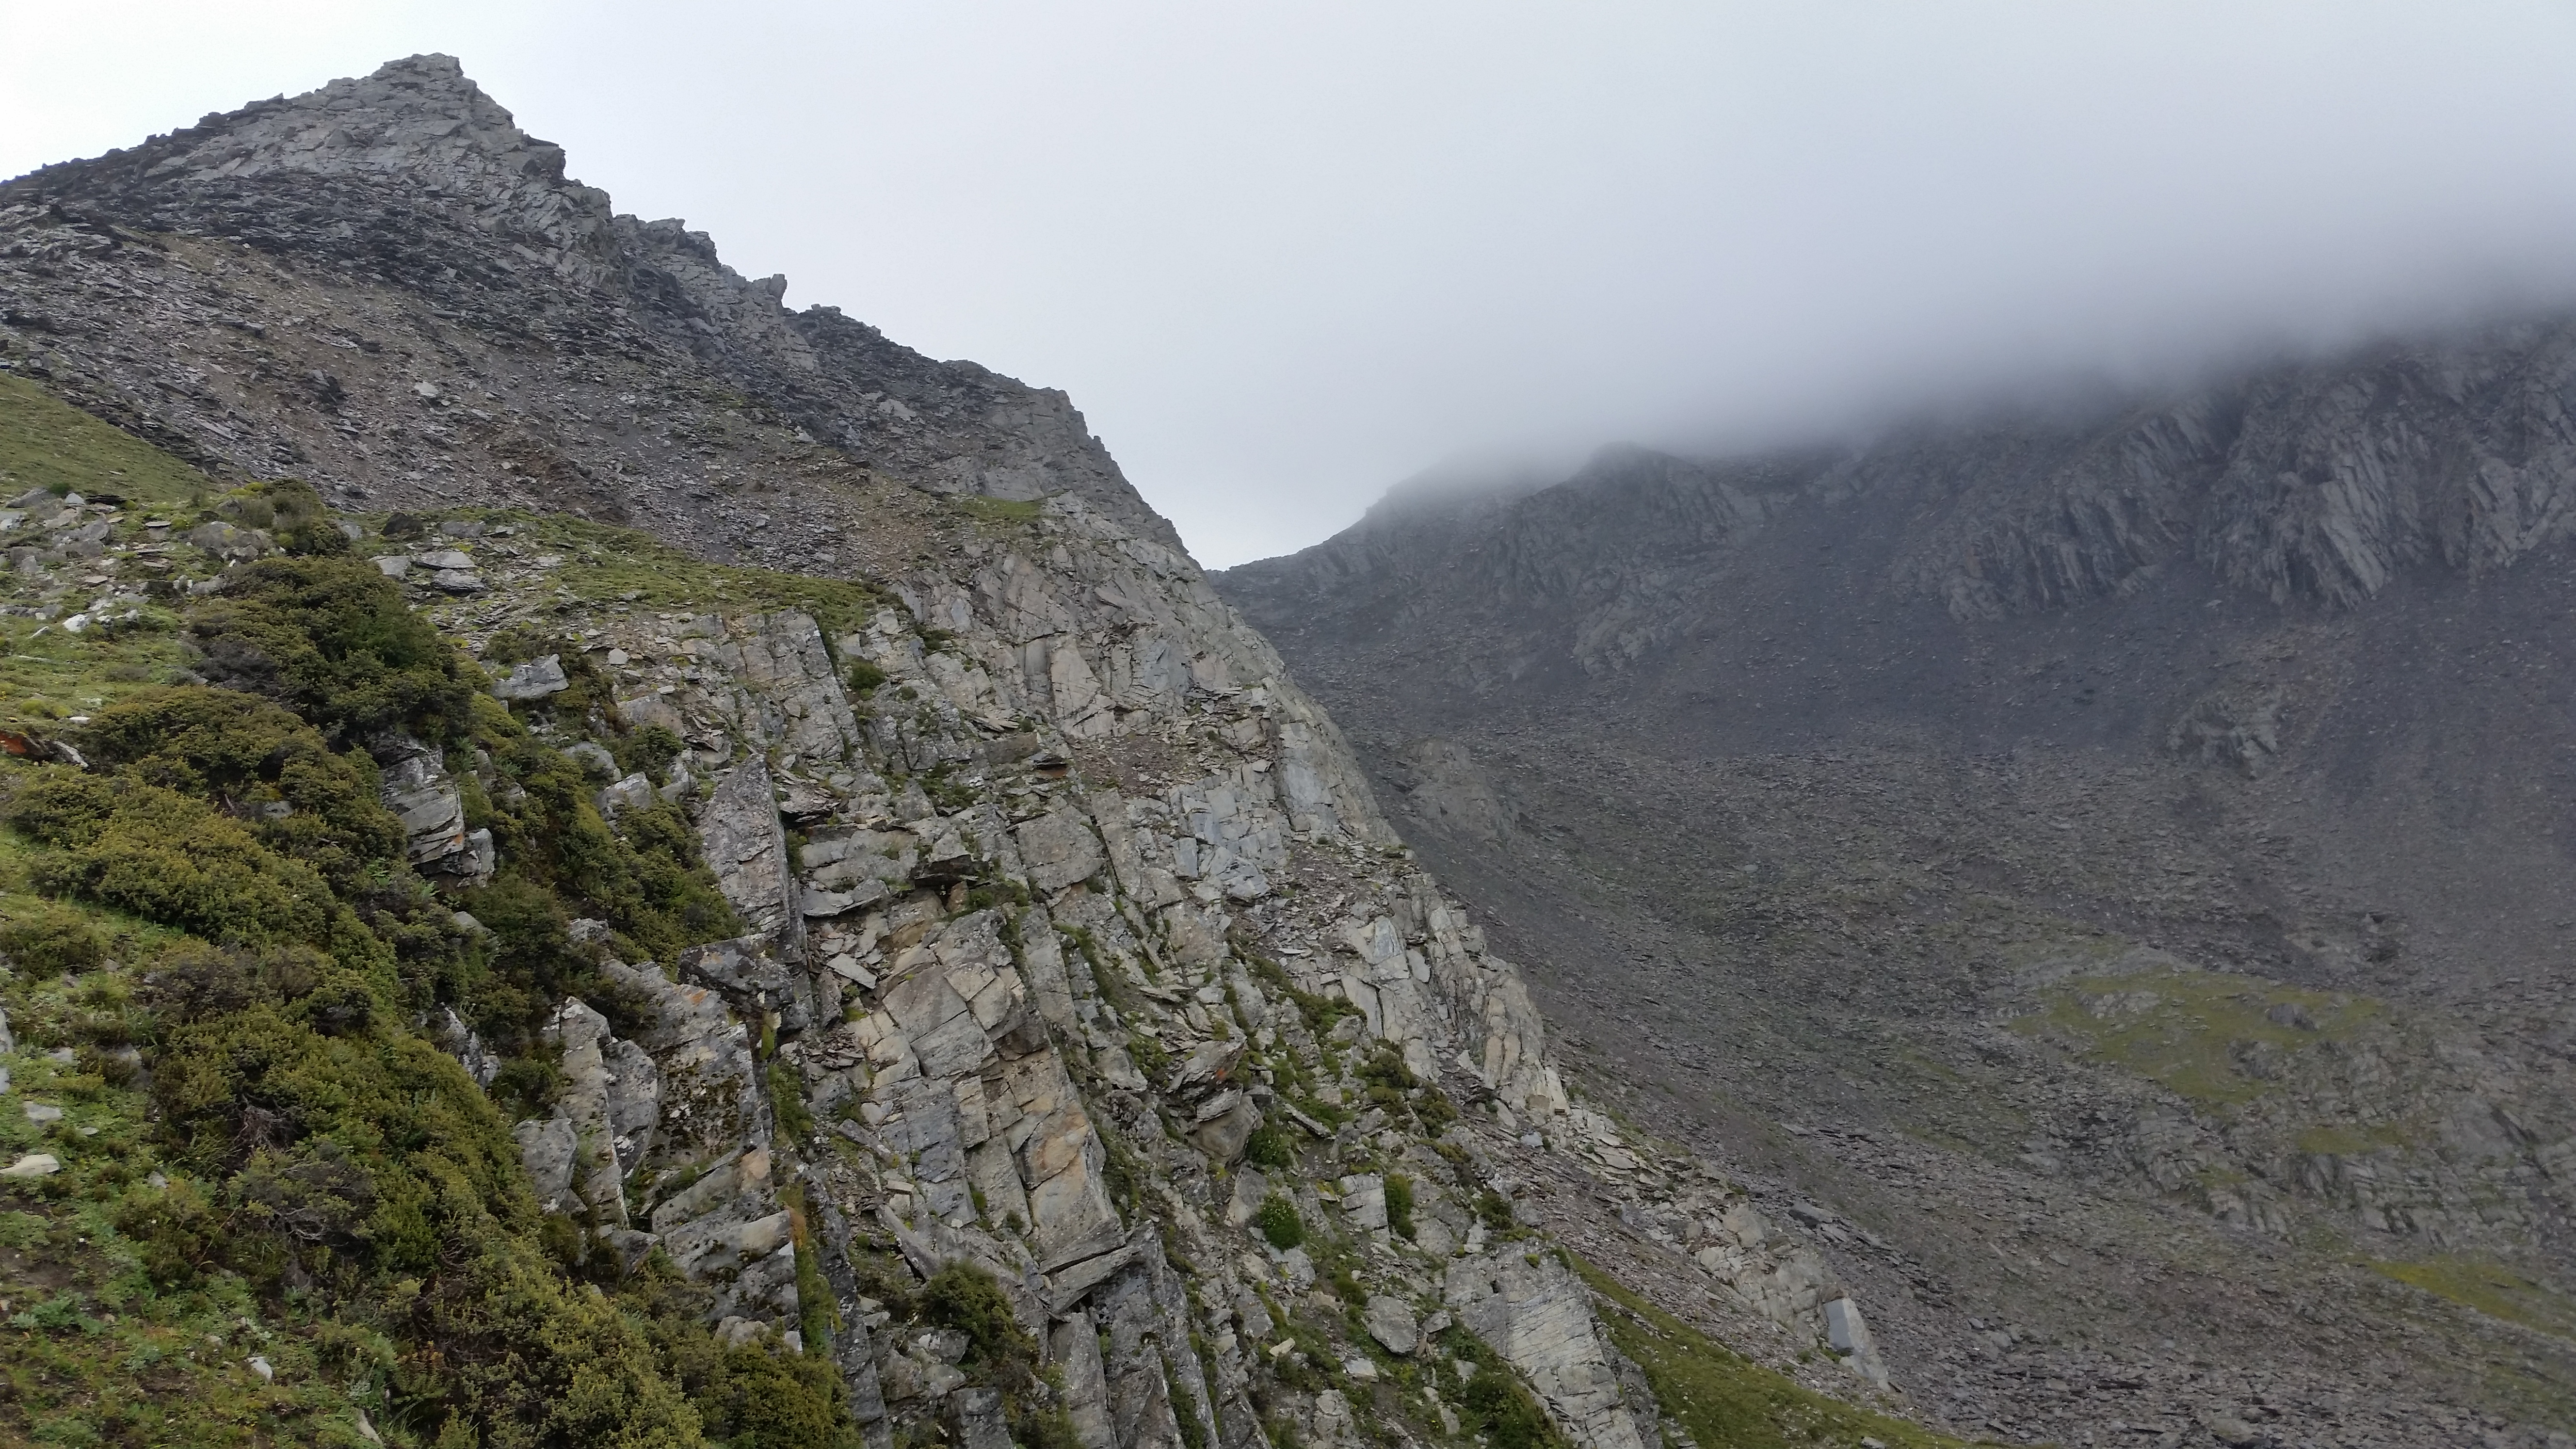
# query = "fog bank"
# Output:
<box><xmin>9</xmin><ymin>3</ymin><xmax>2576</xmax><ymax>564</ymax></box>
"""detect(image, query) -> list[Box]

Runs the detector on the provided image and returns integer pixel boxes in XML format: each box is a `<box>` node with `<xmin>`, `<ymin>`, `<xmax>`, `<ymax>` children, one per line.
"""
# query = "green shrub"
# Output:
<box><xmin>472</xmin><ymin>722</ymin><xmax>738</xmax><ymax>969</ymax></box>
<box><xmin>693</xmin><ymin>1340</ymin><xmax>854</xmax><ymax>1449</ymax></box>
<box><xmin>13</xmin><ymin>771</ymin><xmax>341</xmax><ymax>950</ymax></box>
<box><xmin>1242</xmin><ymin>1124</ymin><xmax>1297</xmax><ymax>1171</ymax></box>
<box><xmin>0</xmin><ymin>904</ymin><xmax>104</xmax><ymax>975</ymax></box>
<box><xmin>622</xmin><ymin>723</ymin><xmax>687</xmax><ymax>781</ymax></box>
<box><xmin>1255</xmin><ymin>1194</ymin><xmax>1304</xmax><ymax>1250</ymax></box>
<box><xmin>920</xmin><ymin>1261</ymin><xmax>1033</xmax><ymax>1368</ymax></box>
<box><xmin>1385</xmin><ymin>1174</ymin><xmax>1416</xmax><ymax>1240</ymax></box>
<box><xmin>1446</xmin><ymin>1329</ymin><xmax>1564</xmax><ymax>1449</ymax></box>
<box><xmin>188</xmin><ymin>554</ymin><xmax>476</xmax><ymax>745</ymax></box>
<box><xmin>77</xmin><ymin>685</ymin><xmax>407</xmax><ymax>891</ymax></box>
<box><xmin>769</xmin><ymin>1060</ymin><xmax>815</xmax><ymax>1142</ymax></box>
<box><xmin>1414</xmin><ymin>1085</ymin><xmax>1459</xmax><ymax>1137</ymax></box>
<box><xmin>220</xmin><ymin>479</ymin><xmax>347</xmax><ymax>557</ymax></box>
<box><xmin>845</xmin><ymin>660</ymin><xmax>887</xmax><ymax>696</ymax></box>
<box><xmin>112</xmin><ymin>1174</ymin><xmax>223</xmax><ymax>1288</ymax></box>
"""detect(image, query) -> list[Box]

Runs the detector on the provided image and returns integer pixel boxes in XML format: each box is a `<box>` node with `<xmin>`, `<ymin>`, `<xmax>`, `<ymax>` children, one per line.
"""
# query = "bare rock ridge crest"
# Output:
<box><xmin>0</xmin><ymin>54</ymin><xmax>1950</xmax><ymax>1449</ymax></box>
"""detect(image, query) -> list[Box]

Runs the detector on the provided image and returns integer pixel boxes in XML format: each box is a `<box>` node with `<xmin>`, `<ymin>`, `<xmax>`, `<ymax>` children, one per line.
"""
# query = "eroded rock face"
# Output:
<box><xmin>373</xmin><ymin>736</ymin><xmax>493</xmax><ymax>885</ymax></box>
<box><xmin>1445</xmin><ymin>1252</ymin><xmax>1648</xmax><ymax>1449</ymax></box>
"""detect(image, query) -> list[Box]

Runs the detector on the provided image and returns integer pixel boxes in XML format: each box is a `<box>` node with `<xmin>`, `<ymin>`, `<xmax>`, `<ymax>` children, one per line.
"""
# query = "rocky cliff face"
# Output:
<box><xmin>1224</xmin><ymin>341</ymin><xmax>2576</xmax><ymax>1441</ymax></box>
<box><xmin>0</xmin><ymin>56</ymin><xmax>1972</xmax><ymax>1449</ymax></box>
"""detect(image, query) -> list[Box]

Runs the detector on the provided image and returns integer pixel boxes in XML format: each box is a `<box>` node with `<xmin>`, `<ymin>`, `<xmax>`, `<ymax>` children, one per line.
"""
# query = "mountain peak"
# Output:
<box><xmin>171</xmin><ymin>52</ymin><xmax>546</xmax><ymax>175</ymax></box>
<box><xmin>10</xmin><ymin>53</ymin><xmax>615</xmax><ymax>279</ymax></box>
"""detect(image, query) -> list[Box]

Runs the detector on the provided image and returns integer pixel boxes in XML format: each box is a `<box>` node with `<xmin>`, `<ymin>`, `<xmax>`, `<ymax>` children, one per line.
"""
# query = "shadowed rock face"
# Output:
<box><xmin>1222</xmin><ymin>334</ymin><xmax>2576</xmax><ymax>1436</ymax></box>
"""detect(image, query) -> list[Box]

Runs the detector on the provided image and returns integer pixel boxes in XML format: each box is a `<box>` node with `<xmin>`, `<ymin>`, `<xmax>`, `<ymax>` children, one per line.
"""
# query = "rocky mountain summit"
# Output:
<box><xmin>0</xmin><ymin>56</ymin><xmax>1993</xmax><ymax>1449</ymax></box>
<box><xmin>1221</xmin><ymin>334</ymin><xmax>2576</xmax><ymax>1444</ymax></box>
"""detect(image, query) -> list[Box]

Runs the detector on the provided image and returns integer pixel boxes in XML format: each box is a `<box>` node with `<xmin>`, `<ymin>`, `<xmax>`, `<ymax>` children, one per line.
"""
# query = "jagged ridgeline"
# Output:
<box><xmin>0</xmin><ymin>377</ymin><xmax>1960</xmax><ymax>1446</ymax></box>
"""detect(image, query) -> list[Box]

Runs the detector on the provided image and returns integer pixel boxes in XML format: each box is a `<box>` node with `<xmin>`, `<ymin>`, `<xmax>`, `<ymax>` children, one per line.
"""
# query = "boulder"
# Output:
<box><xmin>1445</xmin><ymin>1251</ymin><xmax>1651</xmax><ymax>1449</ymax></box>
<box><xmin>1823</xmin><ymin>1296</ymin><xmax>1889</xmax><ymax>1387</ymax></box>
<box><xmin>374</xmin><ymin>736</ymin><xmax>469</xmax><ymax>869</ymax></box>
<box><xmin>697</xmin><ymin>759</ymin><xmax>799</xmax><ymax>944</ymax></box>
<box><xmin>1362</xmin><ymin>1294</ymin><xmax>1420</xmax><ymax>1355</ymax></box>
<box><xmin>1015</xmin><ymin>806</ymin><xmax>1105</xmax><ymax>892</ymax></box>
<box><xmin>1188</xmin><ymin>1091</ymin><xmax>1262</xmax><ymax>1162</ymax></box>
<box><xmin>949</xmin><ymin>1387</ymin><xmax>1012</xmax><ymax>1449</ymax></box>
<box><xmin>680</xmin><ymin>935</ymin><xmax>815</xmax><ymax>1035</ymax></box>
<box><xmin>513</xmin><ymin>1117</ymin><xmax>579</xmax><ymax>1211</ymax></box>
<box><xmin>493</xmin><ymin>654</ymin><xmax>569</xmax><ymax>700</ymax></box>
<box><xmin>596</xmin><ymin>771</ymin><xmax>657</xmax><ymax>819</ymax></box>
<box><xmin>1050</xmin><ymin>1314</ymin><xmax>1119</xmax><ymax>1449</ymax></box>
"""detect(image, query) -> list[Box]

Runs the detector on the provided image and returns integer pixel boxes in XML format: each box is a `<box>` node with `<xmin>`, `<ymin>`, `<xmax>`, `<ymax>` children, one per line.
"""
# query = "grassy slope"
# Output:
<box><xmin>1571</xmin><ymin>1256</ymin><xmax>1990</xmax><ymax>1449</ymax></box>
<box><xmin>0</xmin><ymin>376</ymin><xmax>206</xmax><ymax>510</ymax></box>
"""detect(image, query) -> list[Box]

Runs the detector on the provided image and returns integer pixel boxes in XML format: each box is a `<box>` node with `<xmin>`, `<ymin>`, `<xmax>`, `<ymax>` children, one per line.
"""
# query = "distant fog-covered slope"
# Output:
<box><xmin>1220</xmin><ymin>325</ymin><xmax>2576</xmax><ymax>1439</ymax></box>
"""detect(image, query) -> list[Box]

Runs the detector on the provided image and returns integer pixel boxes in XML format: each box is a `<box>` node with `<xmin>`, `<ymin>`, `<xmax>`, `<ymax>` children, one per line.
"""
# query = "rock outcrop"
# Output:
<box><xmin>0</xmin><ymin>53</ymin><xmax>1963</xmax><ymax>1449</ymax></box>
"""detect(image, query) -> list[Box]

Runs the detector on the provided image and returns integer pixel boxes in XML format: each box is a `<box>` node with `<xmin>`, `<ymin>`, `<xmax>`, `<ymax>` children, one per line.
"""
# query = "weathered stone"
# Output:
<box><xmin>492</xmin><ymin>653</ymin><xmax>569</xmax><ymax>700</ymax></box>
<box><xmin>681</xmin><ymin>935</ymin><xmax>815</xmax><ymax>1034</ymax></box>
<box><xmin>1224</xmin><ymin>1168</ymin><xmax>1269</xmax><ymax>1230</ymax></box>
<box><xmin>1169</xmin><ymin>1038</ymin><xmax>1243</xmax><ymax>1098</ymax></box>
<box><xmin>513</xmin><ymin>1117</ymin><xmax>578</xmax><ymax>1211</ymax></box>
<box><xmin>564</xmin><ymin>740</ymin><xmax>620</xmax><ymax>779</ymax></box>
<box><xmin>1337</xmin><ymin>1174</ymin><xmax>1388</xmax><ymax>1233</ymax></box>
<box><xmin>1446</xmin><ymin>1251</ymin><xmax>1650</xmax><ymax>1449</ymax></box>
<box><xmin>603</xmin><ymin>1035</ymin><xmax>661</xmax><ymax>1172</ymax></box>
<box><xmin>1020</xmin><ymin>1107</ymin><xmax>1125</xmax><ymax>1268</ymax></box>
<box><xmin>543</xmin><ymin>998</ymin><xmax>628</xmax><ymax>1225</ymax></box>
<box><xmin>1189</xmin><ymin>1091</ymin><xmax>1261</xmax><ymax>1162</ymax></box>
<box><xmin>373</xmin><ymin>736</ymin><xmax>470</xmax><ymax>869</ymax></box>
<box><xmin>649</xmin><ymin>1145</ymin><xmax>772</xmax><ymax>1234</ymax></box>
<box><xmin>1016</xmin><ymin>806</ymin><xmax>1105</xmax><ymax>892</ymax></box>
<box><xmin>1051</xmin><ymin>1314</ymin><xmax>1118</xmax><ymax>1449</ymax></box>
<box><xmin>882</xmin><ymin>1347</ymin><xmax>969</xmax><ymax>1403</ymax></box>
<box><xmin>950</xmin><ymin>1386</ymin><xmax>1012</xmax><ymax>1449</ymax></box>
<box><xmin>1823</xmin><ymin>1296</ymin><xmax>1888</xmax><ymax>1388</ymax></box>
<box><xmin>1362</xmin><ymin>1294</ymin><xmax>1419</xmax><ymax>1355</ymax></box>
<box><xmin>596</xmin><ymin>771</ymin><xmax>656</xmax><ymax>818</ymax></box>
<box><xmin>603</xmin><ymin>959</ymin><xmax>760</xmax><ymax>1166</ymax></box>
<box><xmin>697</xmin><ymin>759</ymin><xmax>799</xmax><ymax>946</ymax></box>
<box><xmin>884</xmin><ymin>969</ymin><xmax>994</xmax><ymax>1081</ymax></box>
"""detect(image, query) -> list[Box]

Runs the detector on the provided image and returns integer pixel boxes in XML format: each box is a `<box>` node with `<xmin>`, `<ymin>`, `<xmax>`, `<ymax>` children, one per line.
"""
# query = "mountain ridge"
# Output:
<box><xmin>0</xmin><ymin>53</ymin><xmax>2048</xmax><ymax>1449</ymax></box>
<box><xmin>1221</xmin><ymin>323</ymin><xmax>2576</xmax><ymax>1442</ymax></box>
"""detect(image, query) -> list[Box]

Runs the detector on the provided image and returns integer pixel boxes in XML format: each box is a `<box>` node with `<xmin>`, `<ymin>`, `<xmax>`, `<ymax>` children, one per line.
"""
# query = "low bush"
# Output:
<box><xmin>1255</xmin><ymin>1194</ymin><xmax>1304</xmax><ymax>1250</ymax></box>
<box><xmin>1445</xmin><ymin>1328</ymin><xmax>1565</xmax><ymax>1449</ymax></box>
<box><xmin>1385</xmin><ymin>1174</ymin><xmax>1416</xmax><ymax>1240</ymax></box>
<box><xmin>1242</xmin><ymin>1123</ymin><xmax>1297</xmax><ymax>1171</ymax></box>
<box><xmin>188</xmin><ymin>553</ymin><xmax>476</xmax><ymax>746</ymax></box>
<box><xmin>0</xmin><ymin>903</ymin><xmax>104</xmax><ymax>974</ymax></box>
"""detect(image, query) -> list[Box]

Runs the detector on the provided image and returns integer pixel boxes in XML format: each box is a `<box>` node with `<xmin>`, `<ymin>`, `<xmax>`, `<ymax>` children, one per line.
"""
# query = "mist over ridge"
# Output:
<box><xmin>13</xmin><ymin>4</ymin><xmax>2576</xmax><ymax>567</ymax></box>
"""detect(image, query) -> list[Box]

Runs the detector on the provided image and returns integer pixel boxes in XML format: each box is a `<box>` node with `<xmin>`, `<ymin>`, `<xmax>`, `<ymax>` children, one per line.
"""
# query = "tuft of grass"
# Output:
<box><xmin>1571</xmin><ymin>1255</ymin><xmax>1983</xmax><ymax>1449</ymax></box>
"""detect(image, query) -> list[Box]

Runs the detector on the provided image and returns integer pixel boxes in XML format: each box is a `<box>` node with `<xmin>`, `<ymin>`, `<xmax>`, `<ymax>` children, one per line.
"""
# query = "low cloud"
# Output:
<box><xmin>11</xmin><ymin>3</ymin><xmax>2576</xmax><ymax>564</ymax></box>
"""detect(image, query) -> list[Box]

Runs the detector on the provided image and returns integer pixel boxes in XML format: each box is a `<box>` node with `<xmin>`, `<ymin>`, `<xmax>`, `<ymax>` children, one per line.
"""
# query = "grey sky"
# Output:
<box><xmin>9</xmin><ymin>3</ymin><xmax>2576</xmax><ymax>566</ymax></box>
